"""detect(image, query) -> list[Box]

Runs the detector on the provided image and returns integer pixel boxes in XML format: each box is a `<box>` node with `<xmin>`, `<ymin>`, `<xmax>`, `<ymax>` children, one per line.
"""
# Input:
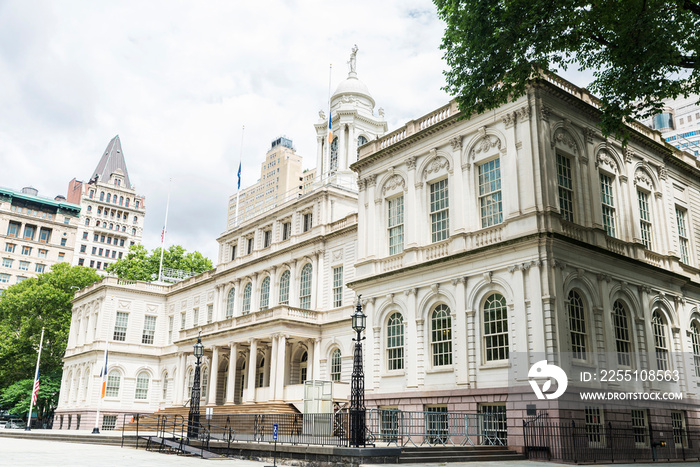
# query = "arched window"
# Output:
<box><xmin>242</xmin><ymin>282</ymin><xmax>252</xmax><ymax>314</ymax></box>
<box><xmin>226</xmin><ymin>288</ymin><xmax>235</xmax><ymax>318</ymax></box>
<box><xmin>125</xmin><ymin>198</ymin><xmax>130</xmax><ymax>207</ymax></box>
<box><xmin>613</xmin><ymin>300</ymin><xmax>632</xmax><ymax>366</ymax></box>
<box><xmin>279</xmin><ymin>270</ymin><xmax>290</xmax><ymax>305</ymax></box>
<box><xmin>386</xmin><ymin>312</ymin><xmax>404</xmax><ymax>370</ymax></box>
<box><xmin>299</xmin><ymin>264</ymin><xmax>313</xmax><ymax>309</ymax></box>
<box><xmin>652</xmin><ymin>311</ymin><xmax>669</xmax><ymax>370</ymax></box>
<box><xmin>74</xmin><ymin>370</ymin><xmax>81</xmax><ymax>401</ymax></box>
<box><xmin>119</xmin><ymin>196</ymin><xmax>124</xmax><ymax>206</ymax></box>
<box><xmin>331</xmin><ymin>349</ymin><xmax>342</xmax><ymax>382</ymax></box>
<box><xmin>260</xmin><ymin>276</ymin><xmax>270</xmax><ymax>310</ymax></box>
<box><xmin>106</xmin><ymin>193</ymin><xmax>111</xmax><ymax>203</ymax></box>
<box><xmin>106</xmin><ymin>370</ymin><xmax>121</xmax><ymax>398</ymax></box>
<box><xmin>431</xmin><ymin>304</ymin><xmax>452</xmax><ymax>366</ymax></box>
<box><xmin>483</xmin><ymin>293</ymin><xmax>509</xmax><ymax>361</ymax></box>
<box><xmin>330</xmin><ymin>137</ymin><xmax>338</xmax><ymax>171</ymax></box>
<box><xmin>567</xmin><ymin>290</ymin><xmax>587</xmax><ymax>360</ymax></box>
<box><xmin>82</xmin><ymin>369</ymin><xmax>90</xmax><ymax>400</ymax></box>
<box><xmin>135</xmin><ymin>371</ymin><xmax>149</xmax><ymax>400</ymax></box>
<box><xmin>357</xmin><ymin>135</ymin><xmax>368</xmax><ymax>160</ymax></box>
<box><xmin>256</xmin><ymin>355</ymin><xmax>265</xmax><ymax>388</ymax></box>
<box><xmin>691</xmin><ymin>321</ymin><xmax>700</xmax><ymax>378</ymax></box>
<box><xmin>100</xmin><ymin>191</ymin><xmax>104</xmax><ymax>201</ymax></box>
<box><xmin>162</xmin><ymin>372</ymin><xmax>169</xmax><ymax>400</ymax></box>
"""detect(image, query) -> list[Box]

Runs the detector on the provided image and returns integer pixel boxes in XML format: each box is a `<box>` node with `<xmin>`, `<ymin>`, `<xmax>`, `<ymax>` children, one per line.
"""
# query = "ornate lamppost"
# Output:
<box><xmin>349</xmin><ymin>295</ymin><xmax>367</xmax><ymax>447</ymax></box>
<box><xmin>187</xmin><ymin>333</ymin><xmax>204</xmax><ymax>439</ymax></box>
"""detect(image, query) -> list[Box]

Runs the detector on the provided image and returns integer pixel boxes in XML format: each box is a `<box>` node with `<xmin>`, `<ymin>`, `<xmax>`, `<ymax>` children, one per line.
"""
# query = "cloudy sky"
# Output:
<box><xmin>0</xmin><ymin>0</ymin><xmax>590</xmax><ymax>263</ymax></box>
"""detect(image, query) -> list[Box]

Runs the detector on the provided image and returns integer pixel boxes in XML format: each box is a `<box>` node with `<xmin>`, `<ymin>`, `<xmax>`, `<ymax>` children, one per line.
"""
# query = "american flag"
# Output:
<box><xmin>31</xmin><ymin>376</ymin><xmax>39</xmax><ymax>406</ymax></box>
<box><xmin>161</xmin><ymin>226</ymin><xmax>166</xmax><ymax>243</ymax></box>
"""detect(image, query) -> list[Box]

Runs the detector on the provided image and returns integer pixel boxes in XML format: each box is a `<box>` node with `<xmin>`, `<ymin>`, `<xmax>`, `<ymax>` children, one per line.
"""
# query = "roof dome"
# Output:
<box><xmin>330</xmin><ymin>46</ymin><xmax>375</xmax><ymax>108</ymax></box>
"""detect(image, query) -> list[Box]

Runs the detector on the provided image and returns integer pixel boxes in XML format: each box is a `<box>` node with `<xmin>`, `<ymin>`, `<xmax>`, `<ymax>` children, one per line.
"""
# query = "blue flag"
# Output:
<box><xmin>237</xmin><ymin>162</ymin><xmax>241</xmax><ymax>190</ymax></box>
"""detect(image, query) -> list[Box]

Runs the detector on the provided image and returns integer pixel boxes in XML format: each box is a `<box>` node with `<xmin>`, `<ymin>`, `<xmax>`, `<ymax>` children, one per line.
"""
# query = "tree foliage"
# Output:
<box><xmin>0</xmin><ymin>264</ymin><xmax>101</xmax><ymax>392</ymax></box>
<box><xmin>105</xmin><ymin>244</ymin><xmax>213</xmax><ymax>281</ymax></box>
<box><xmin>434</xmin><ymin>0</ymin><xmax>700</xmax><ymax>137</ymax></box>
<box><xmin>0</xmin><ymin>372</ymin><xmax>61</xmax><ymax>421</ymax></box>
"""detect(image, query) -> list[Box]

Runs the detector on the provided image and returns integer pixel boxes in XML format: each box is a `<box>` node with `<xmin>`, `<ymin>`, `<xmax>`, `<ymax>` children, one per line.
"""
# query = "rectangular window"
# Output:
<box><xmin>141</xmin><ymin>316</ymin><xmax>156</xmax><ymax>345</ymax></box>
<box><xmin>585</xmin><ymin>406</ymin><xmax>605</xmax><ymax>447</ymax></box>
<box><xmin>58</xmin><ymin>252</ymin><xmax>65</xmax><ymax>262</ymax></box>
<box><xmin>102</xmin><ymin>415</ymin><xmax>117</xmax><ymax>431</ymax></box>
<box><xmin>479</xmin><ymin>159</ymin><xmax>503</xmax><ymax>227</ymax></box>
<box><xmin>429</xmin><ymin>179</ymin><xmax>449</xmax><ymax>242</ymax></box>
<box><xmin>672</xmin><ymin>411</ymin><xmax>688</xmax><ymax>448</ymax></box>
<box><xmin>113</xmin><ymin>312</ymin><xmax>128</xmax><ymax>341</ymax></box>
<box><xmin>99</xmin><ymin>248</ymin><xmax>103</xmax><ymax>256</ymax></box>
<box><xmin>631</xmin><ymin>409</ymin><xmax>648</xmax><ymax>448</ymax></box>
<box><xmin>23</xmin><ymin>225</ymin><xmax>35</xmax><ymax>241</ymax></box>
<box><xmin>600</xmin><ymin>173</ymin><xmax>616</xmax><ymax>237</ymax></box>
<box><xmin>78</xmin><ymin>259</ymin><xmax>84</xmax><ymax>266</ymax></box>
<box><xmin>16</xmin><ymin>276</ymin><xmax>26</xmax><ymax>284</ymax></box>
<box><xmin>556</xmin><ymin>153</ymin><xmax>574</xmax><ymax>222</ymax></box>
<box><xmin>282</xmin><ymin>222</ymin><xmax>292</xmax><ymax>240</ymax></box>
<box><xmin>38</xmin><ymin>249</ymin><xmax>47</xmax><ymax>259</ymax></box>
<box><xmin>247</xmin><ymin>237</ymin><xmax>254</xmax><ymax>255</ymax></box>
<box><xmin>479</xmin><ymin>404</ymin><xmax>508</xmax><ymax>446</ymax></box>
<box><xmin>38</xmin><ymin>228</ymin><xmax>51</xmax><ymax>243</ymax></box>
<box><xmin>19</xmin><ymin>261</ymin><xmax>29</xmax><ymax>271</ymax></box>
<box><xmin>425</xmin><ymin>406</ymin><xmax>449</xmax><ymax>444</ymax></box>
<box><xmin>83</xmin><ymin>232</ymin><xmax>88</xmax><ymax>240</ymax></box>
<box><xmin>0</xmin><ymin>273</ymin><xmax>9</xmax><ymax>283</ymax></box>
<box><xmin>168</xmin><ymin>316</ymin><xmax>173</xmax><ymax>344</ymax></box>
<box><xmin>388</xmin><ymin>196</ymin><xmax>404</xmax><ymax>255</ymax></box>
<box><xmin>60</xmin><ymin>238</ymin><xmax>67</xmax><ymax>246</ymax></box>
<box><xmin>1</xmin><ymin>258</ymin><xmax>12</xmax><ymax>268</ymax></box>
<box><xmin>181</xmin><ymin>312</ymin><xmax>186</xmax><ymax>330</ymax></box>
<box><xmin>263</xmin><ymin>230</ymin><xmax>272</xmax><ymax>248</ymax></box>
<box><xmin>303</xmin><ymin>212</ymin><xmax>313</xmax><ymax>232</ymax></box>
<box><xmin>92</xmin><ymin>247</ymin><xmax>97</xmax><ymax>254</ymax></box>
<box><xmin>21</xmin><ymin>246</ymin><xmax>31</xmax><ymax>256</ymax></box>
<box><xmin>193</xmin><ymin>308</ymin><xmax>199</xmax><ymax>326</ymax></box>
<box><xmin>64</xmin><ymin>217</ymin><xmax>70</xmax><ymax>225</ymax></box>
<box><xmin>7</xmin><ymin>221</ymin><xmax>20</xmax><ymax>237</ymax></box>
<box><xmin>230</xmin><ymin>244</ymin><xmax>237</xmax><ymax>261</ymax></box>
<box><xmin>80</xmin><ymin>245</ymin><xmax>86</xmax><ymax>253</ymax></box>
<box><xmin>5</xmin><ymin>243</ymin><xmax>16</xmax><ymax>253</ymax></box>
<box><xmin>676</xmin><ymin>207</ymin><xmax>690</xmax><ymax>264</ymax></box>
<box><xmin>89</xmin><ymin>260</ymin><xmax>94</xmax><ymax>268</ymax></box>
<box><xmin>207</xmin><ymin>304</ymin><xmax>213</xmax><ymax>324</ymax></box>
<box><xmin>35</xmin><ymin>264</ymin><xmax>45</xmax><ymax>273</ymax></box>
<box><xmin>333</xmin><ymin>266</ymin><xmax>343</xmax><ymax>308</ymax></box>
<box><xmin>638</xmin><ymin>190</ymin><xmax>652</xmax><ymax>249</ymax></box>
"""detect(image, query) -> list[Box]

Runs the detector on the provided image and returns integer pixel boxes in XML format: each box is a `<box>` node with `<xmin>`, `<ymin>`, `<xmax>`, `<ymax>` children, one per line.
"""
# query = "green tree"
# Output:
<box><xmin>106</xmin><ymin>244</ymin><xmax>213</xmax><ymax>281</ymax></box>
<box><xmin>0</xmin><ymin>264</ymin><xmax>101</xmax><ymax>392</ymax></box>
<box><xmin>0</xmin><ymin>371</ymin><xmax>61</xmax><ymax>423</ymax></box>
<box><xmin>434</xmin><ymin>0</ymin><xmax>700</xmax><ymax>137</ymax></box>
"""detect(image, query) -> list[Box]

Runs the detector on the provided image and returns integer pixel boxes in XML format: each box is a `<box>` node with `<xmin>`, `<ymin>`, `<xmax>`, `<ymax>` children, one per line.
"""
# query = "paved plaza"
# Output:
<box><xmin>1</xmin><ymin>434</ymin><xmax>697</xmax><ymax>467</ymax></box>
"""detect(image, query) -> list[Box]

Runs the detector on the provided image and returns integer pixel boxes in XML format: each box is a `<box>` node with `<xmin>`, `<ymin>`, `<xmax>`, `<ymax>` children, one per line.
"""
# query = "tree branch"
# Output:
<box><xmin>683</xmin><ymin>0</ymin><xmax>700</xmax><ymax>16</ymax></box>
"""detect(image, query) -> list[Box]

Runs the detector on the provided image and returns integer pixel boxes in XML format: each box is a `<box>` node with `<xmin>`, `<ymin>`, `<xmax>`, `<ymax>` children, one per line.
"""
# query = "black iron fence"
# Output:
<box><xmin>524</xmin><ymin>413</ymin><xmax>700</xmax><ymax>463</ymax></box>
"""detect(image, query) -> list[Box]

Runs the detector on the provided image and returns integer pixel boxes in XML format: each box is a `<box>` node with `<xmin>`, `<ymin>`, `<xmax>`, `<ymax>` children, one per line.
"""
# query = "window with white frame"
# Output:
<box><xmin>556</xmin><ymin>153</ymin><xmax>574</xmax><ymax>222</ymax></box>
<box><xmin>105</xmin><ymin>370</ymin><xmax>120</xmax><ymax>397</ymax></box>
<box><xmin>332</xmin><ymin>266</ymin><xmax>343</xmax><ymax>307</ymax></box>
<box><xmin>113</xmin><ymin>312</ymin><xmax>128</xmax><ymax>341</ymax></box>
<box><xmin>135</xmin><ymin>372</ymin><xmax>149</xmax><ymax>400</ymax></box>
<box><xmin>331</xmin><ymin>348</ymin><xmax>342</xmax><ymax>382</ymax></box>
<box><xmin>388</xmin><ymin>195</ymin><xmax>404</xmax><ymax>255</ymax></box>
<box><xmin>102</xmin><ymin>415</ymin><xmax>117</xmax><ymax>431</ymax></box>
<box><xmin>299</xmin><ymin>263</ymin><xmax>312</xmax><ymax>309</ymax></box>
<box><xmin>483</xmin><ymin>293</ymin><xmax>509</xmax><ymax>361</ymax></box>
<box><xmin>303</xmin><ymin>212</ymin><xmax>313</xmax><ymax>232</ymax></box>
<box><xmin>201</xmin><ymin>367</ymin><xmax>209</xmax><ymax>399</ymax></box>
<box><xmin>631</xmin><ymin>409</ymin><xmax>648</xmax><ymax>447</ymax></box>
<box><xmin>637</xmin><ymin>190</ymin><xmax>653</xmax><ymax>249</ymax></box>
<box><xmin>168</xmin><ymin>316</ymin><xmax>173</xmax><ymax>344</ymax></box>
<box><xmin>386</xmin><ymin>312</ymin><xmax>404</xmax><ymax>370</ymax></box>
<box><xmin>672</xmin><ymin>411</ymin><xmax>688</xmax><ymax>448</ymax></box>
<box><xmin>263</xmin><ymin>230</ymin><xmax>272</xmax><ymax>248</ymax></box>
<box><xmin>676</xmin><ymin>207</ymin><xmax>690</xmax><ymax>264</ymax></box>
<box><xmin>242</xmin><ymin>282</ymin><xmax>252</xmax><ymax>313</ymax></box>
<box><xmin>260</xmin><ymin>276</ymin><xmax>270</xmax><ymax>310</ymax></box>
<box><xmin>585</xmin><ymin>406</ymin><xmax>605</xmax><ymax>446</ymax></box>
<box><xmin>207</xmin><ymin>304</ymin><xmax>213</xmax><ymax>324</ymax></box>
<box><xmin>429</xmin><ymin>179</ymin><xmax>449</xmax><ymax>242</ymax></box>
<box><xmin>279</xmin><ymin>270</ymin><xmax>290</xmax><ymax>305</ymax></box>
<box><xmin>652</xmin><ymin>311</ymin><xmax>669</xmax><ymax>371</ymax></box>
<box><xmin>691</xmin><ymin>321</ymin><xmax>700</xmax><ymax>378</ymax></box>
<box><xmin>282</xmin><ymin>222</ymin><xmax>292</xmax><ymax>240</ymax></box>
<box><xmin>612</xmin><ymin>300</ymin><xmax>631</xmax><ymax>367</ymax></box>
<box><xmin>478</xmin><ymin>158</ymin><xmax>503</xmax><ymax>227</ymax></box>
<box><xmin>226</xmin><ymin>288</ymin><xmax>235</xmax><ymax>318</ymax></box>
<box><xmin>141</xmin><ymin>316</ymin><xmax>156</xmax><ymax>345</ymax></box>
<box><xmin>181</xmin><ymin>312</ymin><xmax>186</xmax><ymax>330</ymax></box>
<box><xmin>192</xmin><ymin>308</ymin><xmax>199</xmax><ymax>326</ymax></box>
<box><xmin>431</xmin><ymin>304</ymin><xmax>452</xmax><ymax>366</ymax></box>
<box><xmin>567</xmin><ymin>290</ymin><xmax>587</xmax><ymax>360</ymax></box>
<box><xmin>600</xmin><ymin>173</ymin><xmax>617</xmax><ymax>237</ymax></box>
<box><xmin>247</xmin><ymin>237</ymin><xmax>254</xmax><ymax>255</ymax></box>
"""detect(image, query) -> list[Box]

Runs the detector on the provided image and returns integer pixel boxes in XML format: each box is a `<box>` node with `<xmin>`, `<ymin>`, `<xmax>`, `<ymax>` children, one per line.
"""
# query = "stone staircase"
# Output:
<box><xmin>398</xmin><ymin>445</ymin><xmax>526</xmax><ymax>463</ymax></box>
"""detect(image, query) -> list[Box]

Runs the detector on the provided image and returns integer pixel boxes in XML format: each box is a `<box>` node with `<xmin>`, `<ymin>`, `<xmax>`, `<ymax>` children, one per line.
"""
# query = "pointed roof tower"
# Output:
<box><xmin>92</xmin><ymin>135</ymin><xmax>132</xmax><ymax>189</ymax></box>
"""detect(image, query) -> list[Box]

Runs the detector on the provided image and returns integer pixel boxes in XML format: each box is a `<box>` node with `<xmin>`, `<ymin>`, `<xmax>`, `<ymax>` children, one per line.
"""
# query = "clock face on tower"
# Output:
<box><xmin>330</xmin><ymin>137</ymin><xmax>339</xmax><ymax>171</ymax></box>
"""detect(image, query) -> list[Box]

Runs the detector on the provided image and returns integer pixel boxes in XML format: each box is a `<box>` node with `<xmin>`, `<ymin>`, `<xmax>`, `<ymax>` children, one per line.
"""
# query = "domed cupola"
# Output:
<box><xmin>331</xmin><ymin>47</ymin><xmax>376</xmax><ymax>111</ymax></box>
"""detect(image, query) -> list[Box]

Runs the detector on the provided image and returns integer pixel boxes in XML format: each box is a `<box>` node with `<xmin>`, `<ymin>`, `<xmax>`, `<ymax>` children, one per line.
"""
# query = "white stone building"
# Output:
<box><xmin>55</xmin><ymin>60</ymin><xmax>700</xmax><ymax>445</ymax></box>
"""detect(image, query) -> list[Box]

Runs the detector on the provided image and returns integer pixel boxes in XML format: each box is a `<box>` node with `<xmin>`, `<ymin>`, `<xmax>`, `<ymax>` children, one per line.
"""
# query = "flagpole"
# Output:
<box><xmin>234</xmin><ymin>125</ymin><xmax>245</xmax><ymax>227</ymax></box>
<box><xmin>158</xmin><ymin>179</ymin><xmax>171</xmax><ymax>282</ymax></box>
<box><xmin>93</xmin><ymin>344</ymin><xmax>108</xmax><ymax>434</ymax></box>
<box><xmin>25</xmin><ymin>327</ymin><xmax>44</xmax><ymax>431</ymax></box>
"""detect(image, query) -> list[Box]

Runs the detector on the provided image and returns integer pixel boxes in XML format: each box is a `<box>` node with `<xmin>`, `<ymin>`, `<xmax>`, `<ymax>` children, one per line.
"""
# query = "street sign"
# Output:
<box><xmin>272</xmin><ymin>423</ymin><xmax>279</xmax><ymax>440</ymax></box>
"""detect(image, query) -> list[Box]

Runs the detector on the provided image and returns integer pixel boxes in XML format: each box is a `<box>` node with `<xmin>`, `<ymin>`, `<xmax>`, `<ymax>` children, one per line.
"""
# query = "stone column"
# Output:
<box><xmin>269</xmin><ymin>267</ymin><xmax>278</xmax><ymax>308</ymax></box>
<box><xmin>213</xmin><ymin>285</ymin><xmax>221</xmax><ymax>321</ymax></box>
<box><xmin>357</xmin><ymin>179</ymin><xmax>366</xmax><ymax>259</ymax></box>
<box><xmin>316</xmin><ymin>136</ymin><xmax>324</xmax><ymax>182</ymax></box>
<box><xmin>246</xmin><ymin>339</ymin><xmax>257</xmax><ymax>402</ymax></box>
<box><xmin>312</xmin><ymin>252</ymin><xmax>321</xmax><ymax>310</ymax></box>
<box><xmin>307</xmin><ymin>339</ymin><xmax>315</xmax><ymax>381</ymax></box>
<box><xmin>405</xmin><ymin>158</ymin><xmax>418</xmax><ymax>249</ymax></box>
<box><xmin>226</xmin><ymin>343</ymin><xmax>238</xmax><ymax>404</ymax></box>
<box><xmin>269</xmin><ymin>336</ymin><xmax>278</xmax><ymax>395</ymax></box>
<box><xmin>262</xmin><ymin>345</ymin><xmax>271</xmax><ymax>388</ymax></box>
<box><xmin>453</xmin><ymin>277</ymin><xmax>468</xmax><ymax>385</ymax></box>
<box><xmin>312</xmin><ymin>337</ymin><xmax>321</xmax><ymax>381</ymax></box>
<box><xmin>250</xmin><ymin>273</ymin><xmax>259</xmax><ymax>313</ymax></box>
<box><xmin>208</xmin><ymin>346</ymin><xmax>219</xmax><ymax>404</ymax></box>
<box><xmin>366</xmin><ymin>175</ymin><xmax>377</xmax><ymax>258</ymax></box>
<box><xmin>405</xmin><ymin>288</ymin><xmax>419</xmax><ymax>388</ymax></box>
<box><xmin>275</xmin><ymin>335</ymin><xmax>287</xmax><ymax>400</ymax></box>
<box><xmin>289</xmin><ymin>261</ymin><xmax>299</xmax><ymax>308</ymax></box>
<box><xmin>176</xmin><ymin>352</ymin><xmax>186</xmax><ymax>404</ymax></box>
